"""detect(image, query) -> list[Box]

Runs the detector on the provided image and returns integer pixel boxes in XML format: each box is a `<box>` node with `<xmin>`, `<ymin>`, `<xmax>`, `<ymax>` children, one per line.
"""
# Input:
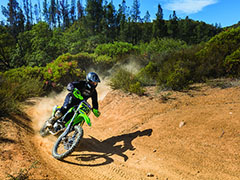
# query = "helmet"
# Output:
<box><xmin>86</xmin><ymin>72</ymin><xmax>100</xmax><ymax>88</ymax></box>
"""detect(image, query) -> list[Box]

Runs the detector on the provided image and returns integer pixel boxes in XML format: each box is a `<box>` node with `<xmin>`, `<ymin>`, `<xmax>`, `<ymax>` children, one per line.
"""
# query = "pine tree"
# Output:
<box><xmin>117</xmin><ymin>0</ymin><xmax>128</xmax><ymax>41</ymax></box>
<box><xmin>104</xmin><ymin>1</ymin><xmax>116</xmax><ymax>41</ymax></box>
<box><xmin>17</xmin><ymin>6</ymin><xmax>25</xmax><ymax>33</ymax></box>
<box><xmin>152</xmin><ymin>4</ymin><xmax>167</xmax><ymax>38</ymax></box>
<box><xmin>0</xmin><ymin>26</ymin><xmax>15</xmax><ymax>69</ymax></box>
<box><xmin>49</xmin><ymin>0</ymin><xmax>57</xmax><ymax>28</ymax></box>
<box><xmin>131</xmin><ymin>0</ymin><xmax>141</xmax><ymax>23</ymax></box>
<box><xmin>142</xmin><ymin>11</ymin><xmax>152</xmax><ymax>42</ymax></box>
<box><xmin>1</xmin><ymin>0</ymin><xmax>24</xmax><ymax>38</ymax></box>
<box><xmin>76</xmin><ymin>0</ymin><xmax>84</xmax><ymax>20</ymax></box>
<box><xmin>30</xmin><ymin>0</ymin><xmax>33</xmax><ymax>24</ymax></box>
<box><xmin>34</xmin><ymin>3</ymin><xmax>40</xmax><ymax>23</ymax></box>
<box><xmin>143</xmin><ymin>11</ymin><xmax>150</xmax><ymax>23</ymax></box>
<box><xmin>59</xmin><ymin>0</ymin><xmax>70</xmax><ymax>29</ymax></box>
<box><xmin>130</xmin><ymin>0</ymin><xmax>142</xmax><ymax>44</ymax></box>
<box><xmin>85</xmin><ymin>0</ymin><xmax>104</xmax><ymax>35</ymax></box>
<box><xmin>70</xmin><ymin>0</ymin><xmax>76</xmax><ymax>24</ymax></box>
<box><xmin>38</xmin><ymin>0</ymin><xmax>42</xmax><ymax>21</ymax></box>
<box><xmin>23</xmin><ymin>0</ymin><xmax>30</xmax><ymax>26</ymax></box>
<box><xmin>56</xmin><ymin>0</ymin><xmax>61</xmax><ymax>27</ymax></box>
<box><xmin>168</xmin><ymin>10</ymin><xmax>178</xmax><ymax>38</ymax></box>
<box><xmin>156</xmin><ymin>4</ymin><xmax>163</xmax><ymax>20</ymax></box>
<box><xmin>43</xmin><ymin>0</ymin><xmax>49</xmax><ymax>24</ymax></box>
<box><xmin>178</xmin><ymin>16</ymin><xmax>192</xmax><ymax>43</ymax></box>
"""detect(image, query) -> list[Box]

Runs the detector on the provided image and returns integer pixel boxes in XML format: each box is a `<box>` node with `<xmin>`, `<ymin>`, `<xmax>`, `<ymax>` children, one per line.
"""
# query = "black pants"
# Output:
<box><xmin>60</xmin><ymin>93</ymin><xmax>81</xmax><ymax>114</ymax></box>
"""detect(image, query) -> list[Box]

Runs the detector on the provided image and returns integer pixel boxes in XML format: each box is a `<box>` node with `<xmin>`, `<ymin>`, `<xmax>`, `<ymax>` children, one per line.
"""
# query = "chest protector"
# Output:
<box><xmin>81</xmin><ymin>83</ymin><xmax>94</xmax><ymax>97</ymax></box>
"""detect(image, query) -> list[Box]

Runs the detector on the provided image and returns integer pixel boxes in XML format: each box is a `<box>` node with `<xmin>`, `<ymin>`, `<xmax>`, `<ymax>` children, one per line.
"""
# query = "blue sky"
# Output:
<box><xmin>0</xmin><ymin>0</ymin><xmax>239</xmax><ymax>27</ymax></box>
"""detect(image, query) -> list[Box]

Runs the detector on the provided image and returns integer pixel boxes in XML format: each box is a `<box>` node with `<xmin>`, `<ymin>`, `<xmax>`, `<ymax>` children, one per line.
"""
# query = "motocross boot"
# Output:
<box><xmin>46</xmin><ymin>105</ymin><xmax>63</xmax><ymax>128</ymax></box>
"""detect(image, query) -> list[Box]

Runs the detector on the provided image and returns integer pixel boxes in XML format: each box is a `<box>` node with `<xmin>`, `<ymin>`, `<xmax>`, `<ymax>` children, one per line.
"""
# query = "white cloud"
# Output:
<box><xmin>164</xmin><ymin>0</ymin><xmax>218</xmax><ymax>14</ymax></box>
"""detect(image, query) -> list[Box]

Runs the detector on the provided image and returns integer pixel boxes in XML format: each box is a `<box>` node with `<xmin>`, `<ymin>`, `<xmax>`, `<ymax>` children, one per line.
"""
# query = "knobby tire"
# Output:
<box><xmin>39</xmin><ymin>121</ymin><xmax>50</xmax><ymax>137</ymax></box>
<box><xmin>52</xmin><ymin>125</ymin><xmax>83</xmax><ymax>160</ymax></box>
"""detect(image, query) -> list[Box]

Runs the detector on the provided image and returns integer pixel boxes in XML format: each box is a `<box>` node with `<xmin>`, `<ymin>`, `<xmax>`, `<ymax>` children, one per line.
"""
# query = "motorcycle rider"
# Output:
<box><xmin>46</xmin><ymin>72</ymin><xmax>101</xmax><ymax>127</ymax></box>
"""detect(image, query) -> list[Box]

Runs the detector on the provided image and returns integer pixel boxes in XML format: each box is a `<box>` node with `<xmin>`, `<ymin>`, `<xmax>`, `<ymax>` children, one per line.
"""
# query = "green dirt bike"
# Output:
<box><xmin>40</xmin><ymin>100</ymin><xmax>92</xmax><ymax>160</ymax></box>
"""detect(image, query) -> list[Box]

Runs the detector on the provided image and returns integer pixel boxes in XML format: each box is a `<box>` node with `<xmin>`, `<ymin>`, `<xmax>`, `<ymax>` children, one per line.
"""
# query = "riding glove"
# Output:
<box><xmin>93</xmin><ymin>108</ymin><xmax>101</xmax><ymax>117</ymax></box>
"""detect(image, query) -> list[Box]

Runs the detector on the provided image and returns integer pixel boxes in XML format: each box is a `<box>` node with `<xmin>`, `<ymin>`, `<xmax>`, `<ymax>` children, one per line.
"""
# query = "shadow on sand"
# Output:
<box><xmin>61</xmin><ymin>129</ymin><xmax>153</xmax><ymax>167</ymax></box>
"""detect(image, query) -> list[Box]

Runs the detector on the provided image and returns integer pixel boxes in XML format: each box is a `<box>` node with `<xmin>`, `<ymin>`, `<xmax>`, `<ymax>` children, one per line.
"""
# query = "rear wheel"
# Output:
<box><xmin>39</xmin><ymin>120</ymin><xmax>50</xmax><ymax>137</ymax></box>
<box><xmin>52</xmin><ymin>125</ymin><xmax>83</xmax><ymax>160</ymax></box>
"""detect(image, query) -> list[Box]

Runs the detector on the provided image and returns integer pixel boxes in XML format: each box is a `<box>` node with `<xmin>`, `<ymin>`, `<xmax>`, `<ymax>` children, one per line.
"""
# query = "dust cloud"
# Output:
<box><xmin>26</xmin><ymin>80</ymin><xmax>111</xmax><ymax>132</ymax></box>
<box><xmin>97</xmin><ymin>78</ymin><xmax>111</xmax><ymax>101</ymax></box>
<box><xmin>27</xmin><ymin>90</ymin><xmax>68</xmax><ymax>131</ymax></box>
<box><xmin>120</xmin><ymin>60</ymin><xmax>143</xmax><ymax>75</ymax></box>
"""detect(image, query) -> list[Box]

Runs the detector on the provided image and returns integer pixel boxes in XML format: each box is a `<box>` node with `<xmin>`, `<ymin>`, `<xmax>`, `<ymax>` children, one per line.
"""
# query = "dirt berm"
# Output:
<box><xmin>0</xmin><ymin>82</ymin><xmax>240</xmax><ymax>180</ymax></box>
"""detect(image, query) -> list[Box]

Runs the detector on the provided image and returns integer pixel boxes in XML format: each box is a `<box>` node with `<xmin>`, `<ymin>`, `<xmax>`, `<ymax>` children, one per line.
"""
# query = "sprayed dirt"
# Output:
<box><xmin>1</xmin><ymin>82</ymin><xmax>240</xmax><ymax>180</ymax></box>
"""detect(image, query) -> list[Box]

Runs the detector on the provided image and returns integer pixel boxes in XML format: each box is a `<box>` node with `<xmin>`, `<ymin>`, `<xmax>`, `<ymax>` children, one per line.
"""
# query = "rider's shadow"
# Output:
<box><xmin>62</xmin><ymin>129</ymin><xmax>152</xmax><ymax>166</ymax></box>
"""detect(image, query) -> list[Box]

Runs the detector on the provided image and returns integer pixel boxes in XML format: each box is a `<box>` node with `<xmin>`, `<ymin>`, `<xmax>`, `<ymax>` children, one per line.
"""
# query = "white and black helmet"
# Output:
<box><xmin>86</xmin><ymin>72</ymin><xmax>100</xmax><ymax>88</ymax></box>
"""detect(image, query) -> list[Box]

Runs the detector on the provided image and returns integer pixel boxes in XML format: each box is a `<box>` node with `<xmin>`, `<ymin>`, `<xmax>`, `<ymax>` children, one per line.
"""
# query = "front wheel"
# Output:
<box><xmin>52</xmin><ymin>125</ymin><xmax>83</xmax><ymax>160</ymax></box>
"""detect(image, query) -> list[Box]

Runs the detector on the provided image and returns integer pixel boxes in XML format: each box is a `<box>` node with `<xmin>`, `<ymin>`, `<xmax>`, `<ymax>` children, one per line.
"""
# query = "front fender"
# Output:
<box><xmin>65</xmin><ymin>113</ymin><xmax>92</xmax><ymax>127</ymax></box>
<box><xmin>76</xmin><ymin>113</ymin><xmax>92</xmax><ymax>127</ymax></box>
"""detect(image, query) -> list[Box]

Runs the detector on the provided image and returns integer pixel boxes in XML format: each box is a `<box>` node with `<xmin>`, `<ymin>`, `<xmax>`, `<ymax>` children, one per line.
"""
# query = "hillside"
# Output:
<box><xmin>0</xmin><ymin>81</ymin><xmax>240</xmax><ymax>180</ymax></box>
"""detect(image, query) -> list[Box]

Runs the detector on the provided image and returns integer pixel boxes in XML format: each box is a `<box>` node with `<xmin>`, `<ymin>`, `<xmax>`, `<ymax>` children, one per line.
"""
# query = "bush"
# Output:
<box><xmin>155</xmin><ymin>45</ymin><xmax>202</xmax><ymax>90</ymax></box>
<box><xmin>94</xmin><ymin>55</ymin><xmax>113</xmax><ymax>64</ymax></box>
<box><xmin>3</xmin><ymin>66</ymin><xmax>43</xmax><ymax>81</ymax></box>
<box><xmin>224</xmin><ymin>48</ymin><xmax>240</xmax><ymax>76</ymax></box>
<box><xmin>139</xmin><ymin>38</ymin><xmax>187</xmax><ymax>62</ymax></box>
<box><xmin>157</xmin><ymin>61</ymin><xmax>191</xmax><ymax>91</ymax></box>
<box><xmin>44</xmin><ymin>57</ymin><xmax>84</xmax><ymax>89</ymax></box>
<box><xmin>0</xmin><ymin>76</ymin><xmax>44</xmax><ymax>115</ymax></box>
<box><xmin>4</xmin><ymin>54</ymin><xmax>85</xmax><ymax>92</ymax></box>
<box><xmin>0</xmin><ymin>52</ymin><xmax>87</xmax><ymax>115</ymax></box>
<box><xmin>94</xmin><ymin>41</ymin><xmax>139</xmax><ymax>59</ymax></box>
<box><xmin>136</xmin><ymin>62</ymin><xmax>158</xmax><ymax>85</ymax></box>
<box><xmin>109</xmin><ymin>68</ymin><xmax>145</xmax><ymax>95</ymax></box>
<box><xmin>129</xmin><ymin>82</ymin><xmax>145</xmax><ymax>95</ymax></box>
<box><xmin>196</xmin><ymin>27</ymin><xmax>240</xmax><ymax>77</ymax></box>
<box><xmin>165</xmin><ymin>62</ymin><xmax>191</xmax><ymax>91</ymax></box>
<box><xmin>0</xmin><ymin>83</ymin><xmax>20</xmax><ymax>115</ymax></box>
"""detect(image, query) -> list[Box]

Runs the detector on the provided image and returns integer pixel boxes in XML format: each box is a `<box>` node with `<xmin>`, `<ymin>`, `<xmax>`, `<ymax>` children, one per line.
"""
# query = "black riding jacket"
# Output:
<box><xmin>67</xmin><ymin>80</ymin><xmax>99</xmax><ymax>109</ymax></box>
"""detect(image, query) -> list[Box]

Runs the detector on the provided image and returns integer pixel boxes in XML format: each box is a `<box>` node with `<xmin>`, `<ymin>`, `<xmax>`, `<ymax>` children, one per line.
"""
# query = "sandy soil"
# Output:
<box><xmin>0</xmin><ymin>82</ymin><xmax>240</xmax><ymax>180</ymax></box>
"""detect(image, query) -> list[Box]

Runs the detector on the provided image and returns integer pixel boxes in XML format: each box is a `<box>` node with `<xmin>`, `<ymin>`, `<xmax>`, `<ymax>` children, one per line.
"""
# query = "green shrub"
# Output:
<box><xmin>0</xmin><ymin>76</ymin><xmax>43</xmax><ymax>115</ymax></box>
<box><xmin>44</xmin><ymin>58</ymin><xmax>83</xmax><ymax>87</ymax></box>
<box><xmin>129</xmin><ymin>82</ymin><xmax>145</xmax><ymax>95</ymax></box>
<box><xmin>136</xmin><ymin>62</ymin><xmax>158</xmax><ymax>85</ymax></box>
<box><xmin>60</xmin><ymin>52</ymin><xmax>114</xmax><ymax>70</ymax></box>
<box><xmin>139</xmin><ymin>38</ymin><xmax>187</xmax><ymax>62</ymax></box>
<box><xmin>94</xmin><ymin>41</ymin><xmax>139</xmax><ymax>59</ymax></box>
<box><xmin>40</xmin><ymin>53</ymin><xmax>85</xmax><ymax>91</ymax></box>
<box><xmin>196</xmin><ymin>27</ymin><xmax>240</xmax><ymax>77</ymax></box>
<box><xmin>0</xmin><ymin>84</ymin><xmax>20</xmax><ymax>115</ymax></box>
<box><xmin>94</xmin><ymin>55</ymin><xmax>113</xmax><ymax>64</ymax></box>
<box><xmin>3</xmin><ymin>53</ymin><xmax>86</xmax><ymax>94</ymax></box>
<box><xmin>0</xmin><ymin>52</ymin><xmax>87</xmax><ymax>115</ymax></box>
<box><xmin>155</xmin><ymin>45</ymin><xmax>201</xmax><ymax>90</ymax></box>
<box><xmin>224</xmin><ymin>48</ymin><xmax>240</xmax><ymax>76</ymax></box>
<box><xmin>110</xmin><ymin>68</ymin><xmax>145</xmax><ymax>95</ymax></box>
<box><xmin>3</xmin><ymin>66</ymin><xmax>43</xmax><ymax>81</ymax></box>
<box><xmin>164</xmin><ymin>62</ymin><xmax>191</xmax><ymax>91</ymax></box>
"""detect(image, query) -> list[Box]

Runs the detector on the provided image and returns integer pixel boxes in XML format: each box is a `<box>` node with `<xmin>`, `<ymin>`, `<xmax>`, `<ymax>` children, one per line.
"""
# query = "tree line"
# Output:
<box><xmin>0</xmin><ymin>0</ymin><xmax>222</xmax><ymax>70</ymax></box>
<box><xmin>1</xmin><ymin>0</ymin><xmax>240</xmax><ymax>116</ymax></box>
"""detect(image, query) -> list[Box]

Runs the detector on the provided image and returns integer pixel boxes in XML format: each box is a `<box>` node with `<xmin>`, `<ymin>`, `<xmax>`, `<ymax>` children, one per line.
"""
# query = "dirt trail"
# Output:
<box><xmin>1</xmin><ymin>83</ymin><xmax>240</xmax><ymax>180</ymax></box>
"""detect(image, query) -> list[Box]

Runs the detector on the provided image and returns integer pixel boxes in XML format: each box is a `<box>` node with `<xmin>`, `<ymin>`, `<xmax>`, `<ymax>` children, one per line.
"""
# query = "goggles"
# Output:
<box><xmin>89</xmin><ymin>81</ymin><xmax>98</xmax><ymax>86</ymax></box>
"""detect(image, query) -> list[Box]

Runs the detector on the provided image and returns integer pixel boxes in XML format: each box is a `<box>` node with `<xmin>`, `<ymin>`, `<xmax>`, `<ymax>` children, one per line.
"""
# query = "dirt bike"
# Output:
<box><xmin>39</xmin><ymin>100</ymin><xmax>92</xmax><ymax>160</ymax></box>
